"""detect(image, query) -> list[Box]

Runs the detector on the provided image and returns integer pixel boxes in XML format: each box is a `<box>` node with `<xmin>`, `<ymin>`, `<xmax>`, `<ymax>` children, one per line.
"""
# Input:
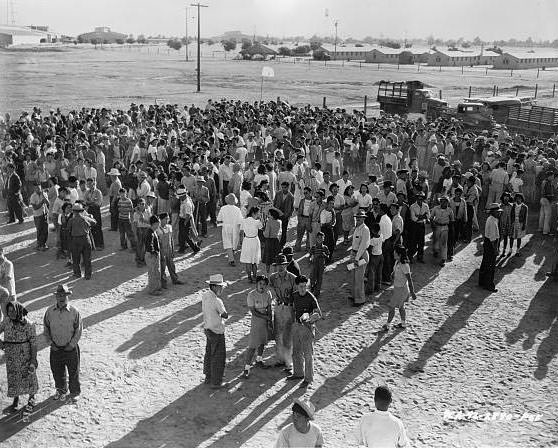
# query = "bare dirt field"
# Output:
<box><xmin>0</xmin><ymin>47</ymin><xmax>557</xmax><ymax>447</ymax></box>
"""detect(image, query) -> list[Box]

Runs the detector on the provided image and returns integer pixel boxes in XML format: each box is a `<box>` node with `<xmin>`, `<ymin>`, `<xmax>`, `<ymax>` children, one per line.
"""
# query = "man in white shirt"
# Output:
<box><xmin>379</xmin><ymin>204</ymin><xmax>393</xmax><ymax>284</ymax></box>
<box><xmin>336</xmin><ymin>171</ymin><xmax>352</xmax><ymax>196</ymax></box>
<box><xmin>275</xmin><ymin>399</ymin><xmax>323</xmax><ymax>448</ymax></box>
<box><xmin>29</xmin><ymin>183</ymin><xmax>50</xmax><ymax>250</ymax></box>
<box><xmin>354</xmin><ymin>385</ymin><xmax>409</xmax><ymax>448</ymax></box>
<box><xmin>479</xmin><ymin>203</ymin><xmax>501</xmax><ymax>293</ymax></box>
<box><xmin>202</xmin><ymin>274</ymin><xmax>229</xmax><ymax>389</ymax></box>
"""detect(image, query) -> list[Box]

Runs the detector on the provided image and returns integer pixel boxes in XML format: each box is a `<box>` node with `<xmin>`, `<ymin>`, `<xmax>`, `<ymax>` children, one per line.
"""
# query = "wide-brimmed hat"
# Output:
<box><xmin>293</xmin><ymin>398</ymin><xmax>315</xmax><ymax>420</ymax></box>
<box><xmin>486</xmin><ymin>202</ymin><xmax>503</xmax><ymax>212</ymax></box>
<box><xmin>146</xmin><ymin>192</ymin><xmax>156</xmax><ymax>199</ymax></box>
<box><xmin>225</xmin><ymin>193</ymin><xmax>238</xmax><ymax>205</ymax></box>
<box><xmin>196</xmin><ymin>176</ymin><xmax>206</xmax><ymax>183</ymax></box>
<box><xmin>72</xmin><ymin>203</ymin><xmax>84</xmax><ymax>212</ymax></box>
<box><xmin>273</xmin><ymin>255</ymin><xmax>289</xmax><ymax>265</ymax></box>
<box><xmin>176</xmin><ymin>188</ymin><xmax>188</xmax><ymax>197</ymax></box>
<box><xmin>354</xmin><ymin>210</ymin><xmax>367</xmax><ymax>218</ymax></box>
<box><xmin>415</xmin><ymin>191</ymin><xmax>426</xmax><ymax>198</ymax></box>
<box><xmin>55</xmin><ymin>284</ymin><xmax>72</xmax><ymax>296</ymax></box>
<box><xmin>205</xmin><ymin>274</ymin><xmax>228</xmax><ymax>286</ymax></box>
<box><xmin>107</xmin><ymin>168</ymin><xmax>121</xmax><ymax>176</ymax></box>
<box><xmin>439</xmin><ymin>195</ymin><xmax>450</xmax><ymax>202</ymax></box>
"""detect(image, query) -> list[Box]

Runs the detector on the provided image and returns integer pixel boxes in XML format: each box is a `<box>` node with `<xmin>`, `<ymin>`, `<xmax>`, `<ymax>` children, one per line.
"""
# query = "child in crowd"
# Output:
<box><xmin>309</xmin><ymin>232</ymin><xmax>329</xmax><ymax>298</ymax></box>
<box><xmin>498</xmin><ymin>192</ymin><xmax>513</xmax><ymax>256</ymax></box>
<box><xmin>262</xmin><ymin>208</ymin><xmax>282</xmax><ymax>274</ymax></box>
<box><xmin>366</xmin><ymin>222</ymin><xmax>383</xmax><ymax>295</ymax></box>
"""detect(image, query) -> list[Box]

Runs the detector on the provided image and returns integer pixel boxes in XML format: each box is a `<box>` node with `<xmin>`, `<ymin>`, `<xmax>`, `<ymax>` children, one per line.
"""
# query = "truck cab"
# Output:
<box><xmin>456</xmin><ymin>102</ymin><xmax>494</xmax><ymax>129</ymax></box>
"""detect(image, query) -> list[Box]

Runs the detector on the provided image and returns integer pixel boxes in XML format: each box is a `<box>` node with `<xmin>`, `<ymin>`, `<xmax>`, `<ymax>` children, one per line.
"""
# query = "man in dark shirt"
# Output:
<box><xmin>287</xmin><ymin>275</ymin><xmax>322</xmax><ymax>389</ymax></box>
<box><xmin>68</xmin><ymin>202</ymin><xmax>96</xmax><ymax>280</ymax></box>
<box><xmin>145</xmin><ymin>215</ymin><xmax>162</xmax><ymax>296</ymax></box>
<box><xmin>283</xmin><ymin>246</ymin><xmax>301</xmax><ymax>278</ymax></box>
<box><xmin>274</xmin><ymin>182</ymin><xmax>295</xmax><ymax>248</ymax></box>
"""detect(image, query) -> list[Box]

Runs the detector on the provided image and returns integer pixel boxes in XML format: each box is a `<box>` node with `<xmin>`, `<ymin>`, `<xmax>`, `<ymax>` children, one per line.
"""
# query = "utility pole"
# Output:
<box><xmin>191</xmin><ymin>2</ymin><xmax>208</xmax><ymax>92</ymax></box>
<box><xmin>185</xmin><ymin>6</ymin><xmax>189</xmax><ymax>62</ymax></box>
<box><xmin>334</xmin><ymin>20</ymin><xmax>338</xmax><ymax>60</ymax></box>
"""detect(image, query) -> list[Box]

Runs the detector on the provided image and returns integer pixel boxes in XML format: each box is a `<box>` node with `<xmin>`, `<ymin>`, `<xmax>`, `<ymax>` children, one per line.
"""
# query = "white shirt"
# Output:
<box><xmin>337</xmin><ymin>179</ymin><xmax>352</xmax><ymax>195</ymax></box>
<box><xmin>201</xmin><ymin>289</ymin><xmax>226</xmax><ymax>334</ymax></box>
<box><xmin>274</xmin><ymin>422</ymin><xmax>324</xmax><ymax>448</ymax></box>
<box><xmin>379</xmin><ymin>214</ymin><xmax>393</xmax><ymax>242</ymax></box>
<box><xmin>0</xmin><ymin>259</ymin><xmax>16</xmax><ymax>296</ymax></box>
<box><xmin>485</xmin><ymin>215</ymin><xmax>500</xmax><ymax>241</ymax></box>
<box><xmin>235</xmin><ymin>146</ymin><xmax>248</xmax><ymax>164</ymax></box>
<box><xmin>355</xmin><ymin>410</ymin><xmax>409</xmax><ymax>448</ymax></box>
<box><xmin>369</xmin><ymin>236</ymin><xmax>383</xmax><ymax>256</ymax></box>
<box><xmin>356</xmin><ymin>192</ymin><xmax>373</xmax><ymax>208</ymax></box>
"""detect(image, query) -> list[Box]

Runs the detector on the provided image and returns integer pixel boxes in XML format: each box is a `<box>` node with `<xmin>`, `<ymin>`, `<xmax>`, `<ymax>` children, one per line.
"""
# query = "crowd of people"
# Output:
<box><xmin>1</xmin><ymin>98</ymin><xmax>558</xmax><ymax>445</ymax></box>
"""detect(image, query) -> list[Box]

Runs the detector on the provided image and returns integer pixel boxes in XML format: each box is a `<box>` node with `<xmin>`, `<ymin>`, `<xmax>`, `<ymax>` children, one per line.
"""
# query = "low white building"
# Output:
<box><xmin>0</xmin><ymin>25</ymin><xmax>60</xmax><ymax>46</ymax></box>
<box><xmin>493</xmin><ymin>50</ymin><xmax>558</xmax><ymax>69</ymax></box>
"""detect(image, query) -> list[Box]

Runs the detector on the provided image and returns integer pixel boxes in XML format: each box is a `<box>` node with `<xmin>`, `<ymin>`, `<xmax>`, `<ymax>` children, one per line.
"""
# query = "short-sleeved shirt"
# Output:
<box><xmin>29</xmin><ymin>191</ymin><xmax>48</xmax><ymax>217</ymax></box>
<box><xmin>274</xmin><ymin>422</ymin><xmax>324</xmax><ymax>448</ymax></box>
<box><xmin>393</xmin><ymin>261</ymin><xmax>411</xmax><ymax>288</ymax></box>
<box><xmin>269</xmin><ymin>271</ymin><xmax>296</xmax><ymax>305</ymax></box>
<box><xmin>354</xmin><ymin>410</ymin><xmax>409</xmax><ymax>448</ymax></box>
<box><xmin>247</xmin><ymin>289</ymin><xmax>272</xmax><ymax>313</ymax></box>
<box><xmin>292</xmin><ymin>291</ymin><xmax>319</xmax><ymax>323</ymax></box>
<box><xmin>202</xmin><ymin>289</ymin><xmax>227</xmax><ymax>334</ymax></box>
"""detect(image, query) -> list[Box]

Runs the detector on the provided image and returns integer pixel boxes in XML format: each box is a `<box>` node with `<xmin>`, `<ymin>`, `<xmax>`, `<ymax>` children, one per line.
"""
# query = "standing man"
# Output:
<box><xmin>479</xmin><ymin>203</ymin><xmax>501</xmax><ymax>293</ymax></box>
<box><xmin>68</xmin><ymin>203</ymin><xmax>96</xmax><ymax>280</ymax></box>
<box><xmin>354</xmin><ymin>385</ymin><xmax>409</xmax><ymax>447</ymax></box>
<box><xmin>144</xmin><ymin>215</ymin><xmax>163</xmax><ymax>296</ymax></box>
<box><xmin>29</xmin><ymin>183</ymin><xmax>50</xmax><ymax>251</ymax></box>
<box><xmin>408</xmin><ymin>192</ymin><xmax>429</xmax><ymax>263</ymax></box>
<box><xmin>107</xmin><ymin>168</ymin><xmax>122</xmax><ymax>231</ymax></box>
<box><xmin>270</xmin><ymin>255</ymin><xmax>296</xmax><ymax>374</ymax></box>
<box><xmin>43</xmin><ymin>284</ymin><xmax>83</xmax><ymax>403</ymax></box>
<box><xmin>157</xmin><ymin>213</ymin><xmax>183</xmax><ymax>288</ymax></box>
<box><xmin>85</xmin><ymin>178</ymin><xmax>104</xmax><ymax>250</ymax></box>
<box><xmin>219</xmin><ymin>155</ymin><xmax>234</xmax><ymax>204</ymax></box>
<box><xmin>4</xmin><ymin>163</ymin><xmax>25</xmax><ymax>224</ymax></box>
<box><xmin>430</xmin><ymin>196</ymin><xmax>454</xmax><ymax>267</ymax></box>
<box><xmin>287</xmin><ymin>275</ymin><xmax>322</xmax><ymax>389</ymax></box>
<box><xmin>350</xmin><ymin>211</ymin><xmax>370</xmax><ymax>306</ymax></box>
<box><xmin>273</xmin><ymin>182</ymin><xmax>295</xmax><ymax>248</ymax></box>
<box><xmin>133</xmin><ymin>198</ymin><xmax>152</xmax><ymax>267</ymax></box>
<box><xmin>202</xmin><ymin>274</ymin><xmax>229</xmax><ymax>389</ymax></box>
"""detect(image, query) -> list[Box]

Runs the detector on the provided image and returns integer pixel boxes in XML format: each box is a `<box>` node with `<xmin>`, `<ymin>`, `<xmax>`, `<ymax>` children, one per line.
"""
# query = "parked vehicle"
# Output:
<box><xmin>376</xmin><ymin>80</ymin><xmax>448</xmax><ymax>120</ymax></box>
<box><xmin>506</xmin><ymin>104</ymin><xmax>558</xmax><ymax>137</ymax></box>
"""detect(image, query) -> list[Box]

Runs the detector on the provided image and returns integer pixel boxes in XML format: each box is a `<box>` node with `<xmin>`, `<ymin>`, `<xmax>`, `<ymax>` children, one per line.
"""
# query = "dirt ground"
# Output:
<box><xmin>0</xmin><ymin>198</ymin><xmax>557</xmax><ymax>448</ymax></box>
<box><xmin>1</xmin><ymin>46</ymin><xmax>558</xmax><ymax>115</ymax></box>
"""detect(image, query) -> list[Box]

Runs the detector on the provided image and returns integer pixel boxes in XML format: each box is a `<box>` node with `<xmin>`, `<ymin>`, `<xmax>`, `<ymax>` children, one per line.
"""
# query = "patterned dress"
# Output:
<box><xmin>499</xmin><ymin>203</ymin><xmax>512</xmax><ymax>237</ymax></box>
<box><xmin>0</xmin><ymin>319</ymin><xmax>39</xmax><ymax>397</ymax></box>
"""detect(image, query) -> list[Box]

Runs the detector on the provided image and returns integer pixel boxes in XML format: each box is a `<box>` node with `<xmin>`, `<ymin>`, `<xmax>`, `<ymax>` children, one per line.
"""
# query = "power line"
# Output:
<box><xmin>191</xmin><ymin>2</ymin><xmax>208</xmax><ymax>93</ymax></box>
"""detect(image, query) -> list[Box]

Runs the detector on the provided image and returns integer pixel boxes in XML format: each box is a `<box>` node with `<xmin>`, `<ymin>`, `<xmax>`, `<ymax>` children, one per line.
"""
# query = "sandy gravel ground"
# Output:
<box><xmin>0</xmin><ymin>201</ymin><xmax>557</xmax><ymax>448</ymax></box>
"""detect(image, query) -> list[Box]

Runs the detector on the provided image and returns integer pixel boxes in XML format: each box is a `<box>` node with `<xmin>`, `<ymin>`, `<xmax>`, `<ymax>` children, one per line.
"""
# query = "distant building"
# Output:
<box><xmin>240</xmin><ymin>41</ymin><xmax>277</xmax><ymax>59</ymax></box>
<box><xmin>493</xmin><ymin>50</ymin><xmax>558</xmax><ymax>69</ymax></box>
<box><xmin>428</xmin><ymin>48</ymin><xmax>499</xmax><ymax>66</ymax></box>
<box><xmin>0</xmin><ymin>24</ymin><xmax>60</xmax><ymax>46</ymax></box>
<box><xmin>77</xmin><ymin>27</ymin><xmax>127</xmax><ymax>44</ymax></box>
<box><xmin>366</xmin><ymin>47</ymin><xmax>416</xmax><ymax>64</ymax></box>
<box><xmin>320</xmin><ymin>44</ymin><xmax>372</xmax><ymax>61</ymax></box>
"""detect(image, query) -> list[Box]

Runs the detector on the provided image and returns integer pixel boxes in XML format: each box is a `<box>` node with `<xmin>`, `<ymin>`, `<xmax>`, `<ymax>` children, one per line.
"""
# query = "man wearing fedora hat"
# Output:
<box><xmin>479</xmin><ymin>203</ymin><xmax>502</xmax><ymax>292</ymax></box>
<box><xmin>193</xmin><ymin>176</ymin><xmax>210</xmax><ymax>238</ymax></box>
<box><xmin>270</xmin><ymin>255</ymin><xmax>296</xmax><ymax>372</ymax></box>
<box><xmin>275</xmin><ymin>398</ymin><xmax>323</xmax><ymax>447</ymax></box>
<box><xmin>68</xmin><ymin>202</ymin><xmax>96</xmax><ymax>279</ymax></box>
<box><xmin>107</xmin><ymin>168</ymin><xmax>122</xmax><ymax>231</ymax></box>
<box><xmin>202</xmin><ymin>274</ymin><xmax>229</xmax><ymax>389</ymax></box>
<box><xmin>43</xmin><ymin>284</ymin><xmax>83</xmax><ymax>402</ymax></box>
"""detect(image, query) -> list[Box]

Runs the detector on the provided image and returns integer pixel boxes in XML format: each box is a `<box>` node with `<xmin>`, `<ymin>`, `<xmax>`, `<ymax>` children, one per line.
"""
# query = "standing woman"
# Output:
<box><xmin>240</xmin><ymin>206</ymin><xmax>263</xmax><ymax>282</ymax></box>
<box><xmin>498</xmin><ymin>192</ymin><xmax>513</xmax><ymax>256</ymax></box>
<box><xmin>380</xmin><ymin>245</ymin><xmax>416</xmax><ymax>331</ymax></box>
<box><xmin>0</xmin><ymin>301</ymin><xmax>39</xmax><ymax>413</ymax></box>
<box><xmin>262</xmin><ymin>208</ymin><xmax>282</xmax><ymax>274</ymax></box>
<box><xmin>217</xmin><ymin>193</ymin><xmax>243</xmax><ymax>266</ymax></box>
<box><xmin>242</xmin><ymin>275</ymin><xmax>273</xmax><ymax>378</ymax></box>
<box><xmin>341</xmin><ymin>185</ymin><xmax>358</xmax><ymax>245</ymax></box>
<box><xmin>510</xmin><ymin>193</ymin><xmax>528</xmax><ymax>257</ymax></box>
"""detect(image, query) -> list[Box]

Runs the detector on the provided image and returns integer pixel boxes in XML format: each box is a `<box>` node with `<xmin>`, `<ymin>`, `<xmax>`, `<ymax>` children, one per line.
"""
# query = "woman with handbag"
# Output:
<box><xmin>0</xmin><ymin>301</ymin><xmax>39</xmax><ymax>413</ymax></box>
<box><xmin>242</xmin><ymin>275</ymin><xmax>273</xmax><ymax>379</ymax></box>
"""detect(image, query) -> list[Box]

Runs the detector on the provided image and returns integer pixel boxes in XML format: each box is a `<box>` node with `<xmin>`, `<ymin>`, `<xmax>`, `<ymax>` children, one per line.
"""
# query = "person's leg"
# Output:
<box><xmin>203</xmin><ymin>330</ymin><xmax>213</xmax><ymax>383</ymax></box>
<box><xmin>71</xmin><ymin>239</ymin><xmax>82</xmax><ymax>277</ymax></box>
<box><xmin>543</xmin><ymin>200</ymin><xmax>552</xmax><ymax>234</ymax></box>
<box><xmin>66</xmin><ymin>346</ymin><xmax>81</xmax><ymax>396</ymax></box>
<box><xmin>172</xmin><ymin>213</ymin><xmax>180</xmax><ymax>246</ymax></box>
<box><xmin>244</xmin><ymin>347</ymin><xmax>256</xmax><ymax>372</ymax></box>
<box><xmin>83</xmin><ymin>242</ymin><xmax>93</xmax><ymax>279</ymax></box>
<box><xmin>294</xmin><ymin>220</ymin><xmax>304</xmax><ymax>251</ymax></box>
<box><xmin>398</xmin><ymin>305</ymin><xmax>407</xmax><ymax>324</ymax></box>
<box><xmin>211</xmin><ymin>333</ymin><xmax>226</xmax><ymax>386</ymax></box>
<box><xmin>7</xmin><ymin>195</ymin><xmax>16</xmax><ymax>222</ymax></box>
<box><xmin>280</xmin><ymin>217</ymin><xmax>289</xmax><ymax>248</ymax></box>
<box><xmin>440</xmin><ymin>227</ymin><xmax>448</xmax><ymax>263</ymax></box>
<box><xmin>432</xmin><ymin>226</ymin><xmax>440</xmax><ymax>256</ymax></box>
<box><xmin>49</xmin><ymin>349</ymin><xmax>68</xmax><ymax>395</ymax></box>
<box><xmin>315</xmin><ymin>265</ymin><xmax>324</xmax><ymax>298</ymax></box>
<box><xmin>538</xmin><ymin>198</ymin><xmax>547</xmax><ymax>232</ymax></box>
<box><xmin>118</xmin><ymin>220</ymin><xmax>127</xmax><ymax>248</ymax></box>
<box><xmin>200</xmin><ymin>203</ymin><xmax>208</xmax><ymax>236</ymax></box>
<box><xmin>386</xmin><ymin>307</ymin><xmax>396</xmax><ymax>325</ymax></box>
<box><xmin>291</xmin><ymin>324</ymin><xmax>304</xmax><ymax>378</ymax></box>
<box><xmin>125</xmin><ymin>221</ymin><xmax>136</xmax><ymax>248</ymax></box>
<box><xmin>302</xmin><ymin>327</ymin><xmax>314</xmax><ymax>383</ymax></box>
<box><xmin>251</xmin><ymin>264</ymin><xmax>258</xmax><ymax>280</ymax></box>
<box><xmin>146</xmin><ymin>253</ymin><xmax>162</xmax><ymax>293</ymax></box>
<box><xmin>136</xmin><ymin>228</ymin><xmax>146</xmax><ymax>264</ymax></box>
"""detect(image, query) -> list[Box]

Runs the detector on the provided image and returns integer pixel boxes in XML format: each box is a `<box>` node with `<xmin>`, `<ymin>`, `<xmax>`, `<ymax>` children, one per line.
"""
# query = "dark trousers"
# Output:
<box><xmin>208</xmin><ymin>199</ymin><xmax>217</xmax><ymax>224</ymax></box>
<box><xmin>366</xmin><ymin>253</ymin><xmax>384</xmax><ymax>293</ymax></box>
<box><xmin>89</xmin><ymin>204</ymin><xmax>104</xmax><ymax>248</ymax></box>
<box><xmin>447</xmin><ymin>222</ymin><xmax>456</xmax><ymax>258</ymax></box>
<box><xmin>221</xmin><ymin>181</ymin><xmax>230</xmax><ymax>203</ymax></box>
<box><xmin>7</xmin><ymin>193</ymin><xmax>24</xmax><ymax>222</ymax></box>
<box><xmin>178</xmin><ymin>218</ymin><xmax>199</xmax><ymax>252</ymax></box>
<box><xmin>310</xmin><ymin>258</ymin><xmax>326</xmax><ymax>297</ymax></box>
<box><xmin>409</xmin><ymin>222</ymin><xmax>426</xmax><ymax>260</ymax></box>
<box><xmin>321</xmin><ymin>224</ymin><xmax>335</xmax><ymax>261</ymax></box>
<box><xmin>479</xmin><ymin>237</ymin><xmax>498</xmax><ymax>290</ymax></box>
<box><xmin>195</xmin><ymin>202</ymin><xmax>208</xmax><ymax>236</ymax></box>
<box><xmin>118</xmin><ymin>219</ymin><xmax>136</xmax><ymax>249</ymax></box>
<box><xmin>34</xmin><ymin>214</ymin><xmax>49</xmax><ymax>248</ymax></box>
<box><xmin>280</xmin><ymin>217</ymin><xmax>290</xmax><ymax>248</ymax></box>
<box><xmin>382</xmin><ymin>238</ymin><xmax>395</xmax><ymax>282</ymax></box>
<box><xmin>136</xmin><ymin>227</ymin><xmax>148</xmax><ymax>264</ymax></box>
<box><xmin>50</xmin><ymin>346</ymin><xmax>81</xmax><ymax>395</ymax></box>
<box><xmin>464</xmin><ymin>204</ymin><xmax>475</xmax><ymax>242</ymax></box>
<box><xmin>109</xmin><ymin>197</ymin><xmax>118</xmax><ymax>230</ymax></box>
<box><xmin>203</xmin><ymin>329</ymin><xmax>226</xmax><ymax>386</ymax></box>
<box><xmin>71</xmin><ymin>235</ymin><xmax>92</xmax><ymax>278</ymax></box>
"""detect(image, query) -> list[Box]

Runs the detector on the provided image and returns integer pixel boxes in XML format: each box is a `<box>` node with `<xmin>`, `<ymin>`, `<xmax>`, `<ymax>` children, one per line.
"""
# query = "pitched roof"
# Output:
<box><xmin>501</xmin><ymin>49</ymin><xmax>558</xmax><ymax>60</ymax></box>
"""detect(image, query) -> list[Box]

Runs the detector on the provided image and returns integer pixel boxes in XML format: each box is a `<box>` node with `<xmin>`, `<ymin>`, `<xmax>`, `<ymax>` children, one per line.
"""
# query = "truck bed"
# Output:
<box><xmin>506</xmin><ymin>105</ymin><xmax>558</xmax><ymax>137</ymax></box>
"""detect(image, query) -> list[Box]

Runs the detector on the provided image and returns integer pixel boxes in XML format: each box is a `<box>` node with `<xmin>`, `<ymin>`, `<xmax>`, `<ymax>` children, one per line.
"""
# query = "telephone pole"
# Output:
<box><xmin>191</xmin><ymin>2</ymin><xmax>208</xmax><ymax>92</ymax></box>
<box><xmin>334</xmin><ymin>21</ymin><xmax>338</xmax><ymax>60</ymax></box>
<box><xmin>185</xmin><ymin>6</ymin><xmax>189</xmax><ymax>62</ymax></box>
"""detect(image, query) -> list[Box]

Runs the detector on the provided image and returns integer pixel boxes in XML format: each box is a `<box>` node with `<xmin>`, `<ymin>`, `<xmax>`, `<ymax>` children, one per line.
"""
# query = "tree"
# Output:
<box><xmin>241</xmin><ymin>39</ymin><xmax>253</xmax><ymax>50</ymax></box>
<box><xmin>355</xmin><ymin>43</ymin><xmax>363</xmax><ymax>47</ymax></box>
<box><xmin>293</xmin><ymin>45</ymin><xmax>311</xmax><ymax>55</ymax></box>
<box><xmin>90</xmin><ymin>38</ymin><xmax>98</xmax><ymax>48</ymax></box>
<box><xmin>221</xmin><ymin>39</ymin><xmax>237</xmax><ymax>51</ymax></box>
<box><xmin>310</xmin><ymin>40</ymin><xmax>322</xmax><ymax>51</ymax></box>
<box><xmin>126</xmin><ymin>37</ymin><xmax>136</xmax><ymax>44</ymax></box>
<box><xmin>380</xmin><ymin>40</ymin><xmax>401</xmax><ymax>49</ymax></box>
<box><xmin>473</xmin><ymin>36</ymin><xmax>482</xmax><ymax>46</ymax></box>
<box><xmin>115</xmin><ymin>38</ymin><xmax>125</xmax><ymax>45</ymax></box>
<box><xmin>77</xmin><ymin>35</ymin><xmax>85</xmax><ymax>44</ymax></box>
<box><xmin>137</xmin><ymin>35</ymin><xmax>147</xmax><ymax>44</ymax></box>
<box><xmin>168</xmin><ymin>40</ymin><xmax>182</xmax><ymax>50</ymax></box>
<box><xmin>278</xmin><ymin>46</ymin><xmax>292</xmax><ymax>56</ymax></box>
<box><xmin>313</xmin><ymin>49</ymin><xmax>330</xmax><ymax>61</ymax></box>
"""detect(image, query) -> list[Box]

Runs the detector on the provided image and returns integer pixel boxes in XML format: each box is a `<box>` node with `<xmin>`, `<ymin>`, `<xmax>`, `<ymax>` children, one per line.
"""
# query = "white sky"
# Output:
<box><xmin>5</xmin><ymin>0</ymin><xmax>558</xmax><ymax>41</ymax></box>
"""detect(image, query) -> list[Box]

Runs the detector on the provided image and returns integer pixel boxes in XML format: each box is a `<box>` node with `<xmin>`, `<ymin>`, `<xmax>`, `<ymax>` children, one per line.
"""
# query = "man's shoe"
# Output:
<box><xmin>68</xmin><ymin>394</ymin><xmax>80</xmax><ymax>404</ymax></box>
<box><xmin>149</xmin><ymin>290</ymin><xmax>163</xmax><ymax>296</ymax></box>
<box><xmin>255</xmin><ymin>361</ymin><xmax>270</xmax><ymax>369</ymax></box>
<box><xmin>73</xmin><ymin>273</ymin><xmax>81</xmax><ymax>279</ymax></box>
<box><xmin>53</xmin><ymin>391</ymin><xmax>67</xmax><ymax>401</ymax></box>
<box><xmin>242</xmin><ymin>369</ymin><xmax>250</xmax><ymax>379</ymax></box>
<box><xmin>286</xmin><ymin>375</ymin><xmax>304</xmax><ymax>381</ymax></box>
<box><xmin>172</xmin><ymin>280</ymin><xmax>184</xmax><ymax>285</ymax></box>
<box><xmin>6</xmin><ymin>220</ymin><xmax>15</xmax><ymax>224</ymax></box>
<box><xmin>299</xmin><ymin>381</ymin><xmax>310</xmax><ymax>389</ymax></box>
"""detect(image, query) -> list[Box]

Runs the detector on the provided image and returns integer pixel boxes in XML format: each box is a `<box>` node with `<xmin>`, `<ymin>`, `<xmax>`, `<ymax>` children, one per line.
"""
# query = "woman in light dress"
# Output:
<box><xmin>240</xmin><ymin>181</ymin><xmax>252</xmax><ymax>218</ymax></box>
<box><xmin>240</xmin><ymin>206</ymin><xmax>263</xmax><ymax>282</ymax></box>
<box><xmin>217</xmin><ymin>193</ymin><xmax>243</xmax><ymax>266</ymax></box>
